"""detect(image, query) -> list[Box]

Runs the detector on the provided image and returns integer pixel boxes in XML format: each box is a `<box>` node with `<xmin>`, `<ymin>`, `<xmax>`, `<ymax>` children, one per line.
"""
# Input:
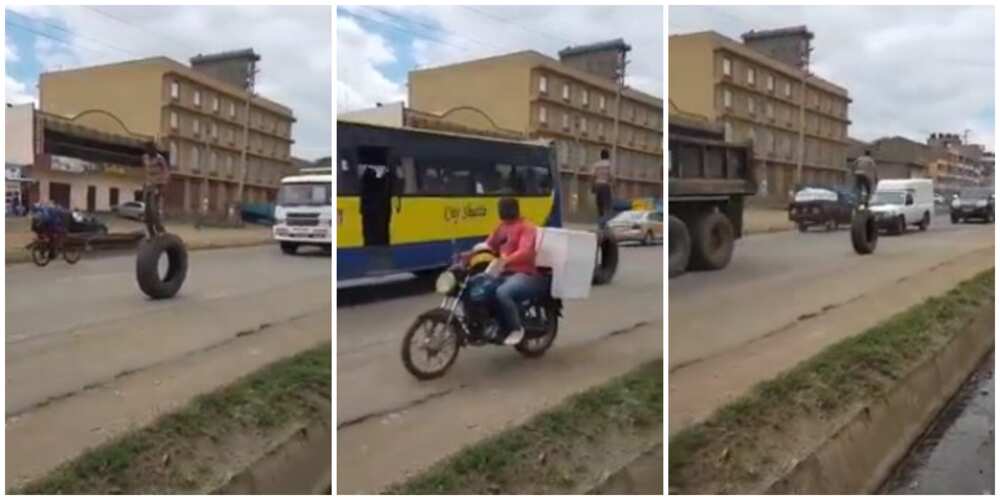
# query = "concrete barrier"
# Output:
<box><xmin>765</xmin><ymin>305</ymin><xmax>994</xmax><ymax>494</ymax></box>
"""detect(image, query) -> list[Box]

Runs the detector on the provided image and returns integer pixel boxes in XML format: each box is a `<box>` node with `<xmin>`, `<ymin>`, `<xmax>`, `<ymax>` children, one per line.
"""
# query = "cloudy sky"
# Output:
<box><xmin>670</xmin><ymin>5</ymin><xmax>995</xmax><ymax>151</ymax></box>
<box><xmin>337</xmin><ymin>5</ymin><xmax>663</xmax><ymax>113</ymax></box>
<box><xmin>5</xmin><ymin>5</ymin><xmax>331</xmax><ymax>160</ymax></box>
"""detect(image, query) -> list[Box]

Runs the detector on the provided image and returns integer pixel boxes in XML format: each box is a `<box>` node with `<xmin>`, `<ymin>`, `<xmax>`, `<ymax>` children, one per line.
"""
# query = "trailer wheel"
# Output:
<box><xmin>689</xmin><ymin>212</ymin><xmax>735</xmax><ymax>271</ymax></box>
<box><xmin>592</xmin><ymin>228</ymin><xmax>618</xmax><ymax>285</ymax></box>
<box><xmin>136</xmin><ymin>233</ymin><xmax>188</xmax><ymax>299</ymax></box>
<box><xmin>851</xmin><ymin>210</ymin><xmax>878</xmax><ymax>254</ymax></box>
<box><xmin>668</xmin><ymin>215</ymin><xmax>690</xmax><ymax>278</ymax></box>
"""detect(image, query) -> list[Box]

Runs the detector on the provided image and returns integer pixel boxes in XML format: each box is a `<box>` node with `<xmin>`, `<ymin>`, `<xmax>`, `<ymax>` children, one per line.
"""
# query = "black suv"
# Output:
<box><xmin>951</xmin><ymin>187</ymin><xmax>995</xmax><ymax>223</ymax></box>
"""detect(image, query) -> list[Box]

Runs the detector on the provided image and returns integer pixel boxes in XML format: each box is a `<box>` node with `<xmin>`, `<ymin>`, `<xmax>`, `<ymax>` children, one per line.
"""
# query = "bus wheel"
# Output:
<box><xmin>851</xmin><ymin>210</ymin><xmax>878</xmax><ymax>255</ymax></box>
<box><xmin>136</xmin><ymin>233</ymin><xmax>188</xmax><ymax>299</ymax></box>
<box><xmin>689</xmin><ymin>212</ymin><xmax>734</xmax><ymax>271</ymax></box>
<box><xmin>668</xmin><ymin>215</ymin><xmax>690</xmax><ymax>278</ymax></box>
<box><xmin>280</xmin><ymin>242</ymin><xmax>299</xmax><ymax>255</ymax></box>
<box><xmin>592</xmin><ymin>229</ymin><xmax>618</xmax><ymax>285</ymax></box>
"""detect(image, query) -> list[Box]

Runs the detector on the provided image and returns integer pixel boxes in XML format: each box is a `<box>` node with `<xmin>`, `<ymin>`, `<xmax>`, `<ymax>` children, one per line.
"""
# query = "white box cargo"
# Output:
<box><xmin>535</xmin><ymin>227</ymin><xmax>596</xmax><ymax>299</ymax></box>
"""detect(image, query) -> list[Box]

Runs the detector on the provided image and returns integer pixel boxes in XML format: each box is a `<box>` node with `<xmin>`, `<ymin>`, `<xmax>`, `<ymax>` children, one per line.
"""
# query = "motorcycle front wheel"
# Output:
<box><xmin>401</xmin><ymin>308</ymin><xmax>461</xmax><ymax>380</ymax></box>
<box><xmin>31</xmin><ymin>243</ymin><xmax>51</xmax><ymax>267</ymax></box>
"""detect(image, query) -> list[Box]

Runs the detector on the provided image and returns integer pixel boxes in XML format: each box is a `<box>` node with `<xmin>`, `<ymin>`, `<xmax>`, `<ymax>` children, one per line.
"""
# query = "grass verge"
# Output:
<box><xmin>669</xmin><ymin>268</ymin><xmax>994</xmax><ymax>493</ymax></box>
<box><xmin>387</xmin><ymin>359</ymin><xmax>663</xmax><ymax>494</ymax></box>
<box><xmin>15</xmin><ymin>343</ymin><xmax>331</xmax><ymax>494</ymax></box>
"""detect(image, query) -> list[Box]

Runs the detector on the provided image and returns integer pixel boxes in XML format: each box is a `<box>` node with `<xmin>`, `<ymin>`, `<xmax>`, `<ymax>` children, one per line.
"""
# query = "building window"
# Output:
<box><xmin>723</xmin><ymin>89</ymin><xmax>732</xmax><ymax>108</ymax></box>
<box><xmin>747</xmin><ymin>67</ymin><xmax>755</xmax><ymax>86</ymax></box>
<box><xmin>599</xmin><ymin>94</ymin><xmax>606</xmax><ymax>111</ymax></box>
<box><xmin>597</xmin><ymin>121</ymin><xmax>604</xmax><ymax>137</ymax></box>
<box><xmin>229</xmin><ymin>101</ymin><xmax>236</xmax><ymax>118</ymax></box>
<box><xmin>582</xmin><ymin>89</ymin><xmax>589</xmax><ymax>107</ymax></box>
<box><xmin>766</xmin><ymin>101</ymin><xmax>774</xmax><ymax>118</ymax></box>
<box><xmin>539</xmin><ymin>75</ymin><xmax>548</xmax><ymax>93</ymax></box>
<box><xmin>191</xmin><ymin>145</ymin><xmax>200</xmax><ymax>168</ymax></box>
<box><xmin>562</xmin><ymin>113</ymin><xmax>570</xmax><ymax>130</ymax></box>
<box><xmin>562</xmin><ymin>84</ymin><xmax>570</xmax><ymax>101</ymax></box>
<box><xmin>210</xmin><ymin>121</ymin><xmax>218</xmax><ymax>138</ymax></box>
<box><xmin>170</xmin><ymin>81</ymin><xmax>179</xmax><ymax>100</ymax></box>
<box><xmin>170</xmin><ymin>111</ymin><xmax>178</xmax><ymax>130</ymax></box>
<box><xmin>767</xmin><ymin>74</ymin><xmax>774</xmax><ymax>92</ymax></box>
<box><xmin>193</xmin><ymin>118</ymin><xmax>200</xmax><ymax>135</ymax></box>
<box><xmin>580</xmin><ymin>116</ymin><xmax>587</xmax><ymax>134</ymax></box>
<box><xmin>785</xmin><ymin>81</ymin><xmax>791</xmax><ymax>97</ymax></box>
<box><xmin>169</xmin><ymin>141</ymin><xmax>178</xmax><ymax>166</ymax></box>
<box><xmin>723</xmin><ymin>121</ymin><xmax>733</xmax><ymax>141</ymax></box>
<box><xmin>539</xmin><ymin>106</ymin><xmax>547</xmax><ymax>124</ymax></box>
<box><xmin>211</xmin><ymin>151</ymin><xmax>217</xmax><ymax>172</ymax></box>
<box><xmin>212</xmin><ymin>95</ymin><xmax>219</xmax><ymax>113</ymax></box>
<box><xmin>723</xmin><ymin>57</ymin><xmax>732</xmax><ymax>76</ymax></box>
<box><xmin>193</xmin><ymin>90</ymin><xmax>201</xmax><ymax>107</ymax></box>
<box><xmin>748</xmin><ymin>97</ymin><xmax>755</xmax><ymax>114</ymax></box>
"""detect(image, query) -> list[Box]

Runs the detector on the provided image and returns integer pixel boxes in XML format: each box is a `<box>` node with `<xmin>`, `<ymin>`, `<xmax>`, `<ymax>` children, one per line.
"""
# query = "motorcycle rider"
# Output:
<box><xmin>468</xmin><ymin>197</ymin><xmax>548</xmax><ymax>346</ymax></box>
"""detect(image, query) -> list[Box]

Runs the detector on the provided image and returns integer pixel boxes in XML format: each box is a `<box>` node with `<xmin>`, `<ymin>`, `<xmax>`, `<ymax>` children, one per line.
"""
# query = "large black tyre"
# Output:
<box><xmin>136</xmin><ymin>233</ymin><xmax>188</xmax><ymax>299</ymax></box>
<box><xmin>851</xmin><ymin>210</ymin><xmax>878</xmax><ymax>254</ymax></box>
<box><xmin>689</xmin><ymin>212</ymin><xmax>735</xmax><ymax>271</ymax></box>
<box><xmin>516</xmin><ymin>305</ymin><xmax>558</xmax><ymax>358</ymax></box>
<box><xmin>668</xmin><ymin>215</ymin><xmax>691</xmax><ymax>278</ymax></box>
<box><xmin>63</xmin><ymin>245</ymin><xmax>82</xmax><ymax>264</ymax></box>
<box><xmin>280</xmin><ymin>241</ymin><xmax>299</xmax><ymax>255</ymax></box>
<box><xmin>951</xmin><ymin>214</ymin><xmax>960</xmax><ymax>224</ymax></box>
<box><xmin>401</xmin><ymin>309</ymin><xmax>461</xmax><ymax>380</ymax></box>
<box><xmin>592</xmin><ymin>229</ymin><xmax>618</xmax><ymax>285</ymax></box>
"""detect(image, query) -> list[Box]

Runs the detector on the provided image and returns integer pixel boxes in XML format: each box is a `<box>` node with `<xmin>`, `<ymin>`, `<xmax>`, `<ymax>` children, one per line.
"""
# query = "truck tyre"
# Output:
<box><xmin>592</xmin><ymin>228</ymin><xmax>618</xmax><ymax>285</ymax></box>
<box><xmin>851</xmin><ymin>210</ymin><xmax>878</xmax><ymax>254</ymax></box>
<box><xmin>689</xmin><ymin>212</ymin><xmax>734</xmax><ymax>271</ymax></box>
<box><xmin>280</xmin><ymin>241</ymin><xmax>299</xmax><ymax>255</ymax></box>
<box><xmin>668</xmin><ymin>215</ymin><xmax>691</xmax><ymax>278</ymax></box>
<box><xmin>918</xmin><ymin>212</ymin><xmax>930</xmax><ymax>231</ymax></box>
<box><xmin>136</xmin><ymin>233</ymin><xmax>188</xmax><ymax>299</ymax></box>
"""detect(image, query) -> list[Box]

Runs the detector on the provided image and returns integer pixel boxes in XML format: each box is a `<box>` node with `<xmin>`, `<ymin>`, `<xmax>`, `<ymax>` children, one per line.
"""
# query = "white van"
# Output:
<box><xmin>870</xmin><ymin>179</ymin><xmax>934</xmax><ymax>234</ymax></box>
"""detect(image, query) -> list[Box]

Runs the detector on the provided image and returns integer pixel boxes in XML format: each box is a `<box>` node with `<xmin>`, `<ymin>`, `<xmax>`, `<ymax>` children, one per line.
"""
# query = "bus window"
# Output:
<box><xmin>338</xmin><ymin>155</ymin><xmax>358</xmax><ymax>195</ymax></box>
<box><xmin>477</xmin><ymin>163</ymin><xmax>514</xmax><ymax>195</ymax></box>
<box><xmin>416</xmin><ymin>163</ymin><xmax>475</xmax><ymax>196</ymax></box>
<box><xmin>514</xmin><ymin>165</ymin><xmax>553</xmax><ymax>195</ymax></box>
<box><xmin>399</xmin><ymin>157</ymin><xmax>419</xmax><ymax>194</ymax></box>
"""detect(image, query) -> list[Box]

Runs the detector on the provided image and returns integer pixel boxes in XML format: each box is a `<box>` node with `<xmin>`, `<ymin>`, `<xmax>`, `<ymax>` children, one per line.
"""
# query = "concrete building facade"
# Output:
<box><xmin>38</xmin><ymin>52</ymin><xmax>296</xmax><ymax>216</ymax></box>
<box><xmin>669</xmin><ymin>29</ymin><xmax>852</xmax><ymax>204</ymax></box>
<box><xmin>407</xmin><ymin>45</ymin><xmax>663</xmax><ymax>220</ymax></box>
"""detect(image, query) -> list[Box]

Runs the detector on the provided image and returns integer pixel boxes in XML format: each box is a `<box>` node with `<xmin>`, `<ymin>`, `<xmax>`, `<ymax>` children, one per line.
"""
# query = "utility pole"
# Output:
<box><xmin>233</xmin><ymin>62</ymin><xmax>258</xmax><ymax>225</ymax></box>
<box><xmin>795</xmin><ymin>46</ymin><xmax>813</xmax><ymax>191</ymax></box>
<box><xmin>610</xmin><ymin>49</ymin><xmax>628</xmax><ymax>210</ymax></box>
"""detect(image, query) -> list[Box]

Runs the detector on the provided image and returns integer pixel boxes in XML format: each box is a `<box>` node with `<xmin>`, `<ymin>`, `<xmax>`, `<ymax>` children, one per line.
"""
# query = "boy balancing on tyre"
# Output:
<box><xmin>141</xmin><ymin>141</ymin><xmax>170</xmax><ymax>236</ymax></box>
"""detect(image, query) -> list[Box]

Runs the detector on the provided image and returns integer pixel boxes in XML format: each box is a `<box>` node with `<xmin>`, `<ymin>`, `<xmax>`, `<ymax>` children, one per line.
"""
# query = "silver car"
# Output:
<box><xmin>608</xmin><ymin>210</ymin><xmax>663</xmax><ymax>245</ymax></box>
<box><xmin>114</xmin><ymin>201</ymin><xmax>145</xmax><ymax>220</ymax></box>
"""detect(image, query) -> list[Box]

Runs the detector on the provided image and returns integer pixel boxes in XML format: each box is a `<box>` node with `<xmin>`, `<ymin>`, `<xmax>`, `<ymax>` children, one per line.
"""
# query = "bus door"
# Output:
<box><xmin>357</xmin><ymin>146</ymin><xmax>396</xmax><ymax>272</ymax></box>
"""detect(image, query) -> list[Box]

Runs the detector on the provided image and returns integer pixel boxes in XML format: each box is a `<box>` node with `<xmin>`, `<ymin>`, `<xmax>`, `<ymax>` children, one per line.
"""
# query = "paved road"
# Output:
<box><xmin>6</xmin><ymin>245</ymin><xmax>331</xmax><ymax>488</ymax></box>
<box><xmin>669</xmin><ymin>216</ymin><xmax>994</xmax><ymax>433</ymax></box>
<box><xmin>337</xmin><ymin>244</ymin><xmax>663</xmax><ymax>493</ymax></box>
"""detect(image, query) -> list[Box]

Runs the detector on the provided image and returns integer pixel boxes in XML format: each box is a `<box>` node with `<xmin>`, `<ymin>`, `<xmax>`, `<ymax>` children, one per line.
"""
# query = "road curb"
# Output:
<box><xmin>765</xmin><ymin>304</ymin><xmax>994</xmax><ymax>494</ymax></box>
<box><xmin>5</xmin><ymin>239</ymin><xmax>272</xmax><ymax>264</ymax></box>
<box><xmin>587</xmin><ymin>441</ymin><xmax>663</xmax><ymax>494</ymax></box>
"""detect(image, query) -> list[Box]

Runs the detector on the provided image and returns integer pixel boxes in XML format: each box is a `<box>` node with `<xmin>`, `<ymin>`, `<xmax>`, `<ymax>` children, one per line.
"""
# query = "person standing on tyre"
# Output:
<box><xmin>591</xmin><ymin>149</ymin><xmax>614</xmax><ymax>224</ymax></box>
<box><xmin>142</xmin><ymin>141</ymin><xmax>170</xmax><ymax>236</ymax></box>
<box><xmin>853</xmin><ymin>149</ymin><xmax>878</xmax><ymax>204</ymax></box>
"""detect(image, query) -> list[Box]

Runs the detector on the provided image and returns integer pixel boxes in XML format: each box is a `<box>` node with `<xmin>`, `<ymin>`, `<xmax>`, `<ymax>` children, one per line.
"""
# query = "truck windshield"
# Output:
<box><xmin>277</xmin><ymin>182</ymin><xmax>331</xmax><ymax>207</ymax></box>
<box><xmin>871</xmin><ymin>191</ymin><xmax>905</xmax><ymax>206</ymax></box>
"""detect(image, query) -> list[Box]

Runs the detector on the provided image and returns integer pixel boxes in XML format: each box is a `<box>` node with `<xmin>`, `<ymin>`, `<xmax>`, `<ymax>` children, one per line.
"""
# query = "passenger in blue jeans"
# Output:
<box><xmin>473</xmin><ymin>197</ymin><xmax>549</xmax><ymax>345</ymax></box>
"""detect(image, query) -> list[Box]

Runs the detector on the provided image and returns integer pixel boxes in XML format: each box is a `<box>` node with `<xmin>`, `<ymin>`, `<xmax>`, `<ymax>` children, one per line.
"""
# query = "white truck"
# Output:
<box><xmin>869</xmin><ymin>178</ymin><xmax>934</xmax><ymax>235</ymax></box>
<box><xmin>273</xmin><ymin>169</ymin><xmax>332</xmax><ymax>254</ymax></box>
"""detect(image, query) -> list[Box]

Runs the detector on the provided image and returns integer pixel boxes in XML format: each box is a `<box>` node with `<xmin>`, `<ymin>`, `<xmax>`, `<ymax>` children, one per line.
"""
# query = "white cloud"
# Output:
<box><xmin>336</xmin><ymin>15</ymin><xmax>406</xmax><ymax>113</ymax></box>
<box><xmin>6</xmin><ymin>75</ymin><xmax>36</xmax><ymax>104</ymax></box>
<box><xmin>336</xmin><ymin>5</ymin><xmax>663</xmax><ymax>112</ymax></box>
<box><xmin>670</xmin><ymin>5</ymin><xmax>995</xmax><ymax>151</ymax></box>
<box><xmin>6</xmin><ymin>38</ymin><xmax>19</xmax><ymax>63</ymax></box>
<box><xmin>7</xmin><ymin>6</ymin><xmax>331</xmax><ymax>159</ymax></box>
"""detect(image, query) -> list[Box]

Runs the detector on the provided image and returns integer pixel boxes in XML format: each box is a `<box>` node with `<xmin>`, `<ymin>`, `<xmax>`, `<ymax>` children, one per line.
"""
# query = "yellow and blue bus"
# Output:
<box><xmin>337</xmin><ymin>120</ymin><xmax>562</xmax><ymax>281</ymax></box>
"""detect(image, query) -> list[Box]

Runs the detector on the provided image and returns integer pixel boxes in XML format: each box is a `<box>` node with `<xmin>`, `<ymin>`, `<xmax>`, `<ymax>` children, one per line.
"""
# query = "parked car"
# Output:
<box><xmin>607</xmin><ymin>210</ymin><xmax>662</xmax><ymax>245</ymax></box>
<box><xmin>113</xmin><ymin>201</ymin><xmax>145</xmax><ymax>221</ymax></box>
<box><xmin>869</xmin><ymin>178</ymin><xmax>934</xmax><ymax>234</ymax></box>
<box><xmin>788</xmin><ymin>186</ymin><xmax>856</xmax><ymax>232</ymax></box>
<box><xmin>951</xmin><ymin>187</ymin><xmax>995</xmax><ymax>223</ymax></box>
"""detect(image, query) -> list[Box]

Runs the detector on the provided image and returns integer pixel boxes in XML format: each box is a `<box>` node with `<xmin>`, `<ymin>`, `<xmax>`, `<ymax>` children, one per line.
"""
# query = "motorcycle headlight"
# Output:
<box><xmin>435</xmin><ymin>271</ymin><xmax>457</xmax><ymax>295</ymax></box>
<box><xmin>976</xmin><ymin>200</ymin><xmax>988</xmax><ymax>207</ymax></box>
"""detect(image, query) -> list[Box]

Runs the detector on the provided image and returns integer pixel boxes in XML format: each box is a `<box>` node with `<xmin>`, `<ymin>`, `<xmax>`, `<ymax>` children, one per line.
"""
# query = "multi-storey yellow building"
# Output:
<box><xmin>38</xmin><ymin>51</ymin><xmax>296</xmax><ymax>215</ymax></box>
<box><xmin>408</xmin><ymin>41</ymin><xmax>663</xmax><ymax>219</ymax></box>
<box><xmin>669</xmin><ymin>28</ymin><xmax>852</xmax><ymax>202</ymax></box>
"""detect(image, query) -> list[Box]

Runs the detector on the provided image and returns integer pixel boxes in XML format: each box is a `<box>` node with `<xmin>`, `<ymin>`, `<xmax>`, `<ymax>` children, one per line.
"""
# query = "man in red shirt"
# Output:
<box><xmin>479</xmin><ymin>197</ymin><xmax>548</xmax><ymax>345</ymax></box>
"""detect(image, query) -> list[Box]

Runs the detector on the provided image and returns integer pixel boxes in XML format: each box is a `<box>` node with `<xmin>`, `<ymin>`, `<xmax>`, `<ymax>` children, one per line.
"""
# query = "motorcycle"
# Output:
<box><xmin>401</xmin><ymin>248</ymin><xmax>563</xmax><ymax>380</ymax></box>
<box><xmin>27</xmin><ymin>208</ymin><xmax>105</xmax><ymax>267</ymax></box>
